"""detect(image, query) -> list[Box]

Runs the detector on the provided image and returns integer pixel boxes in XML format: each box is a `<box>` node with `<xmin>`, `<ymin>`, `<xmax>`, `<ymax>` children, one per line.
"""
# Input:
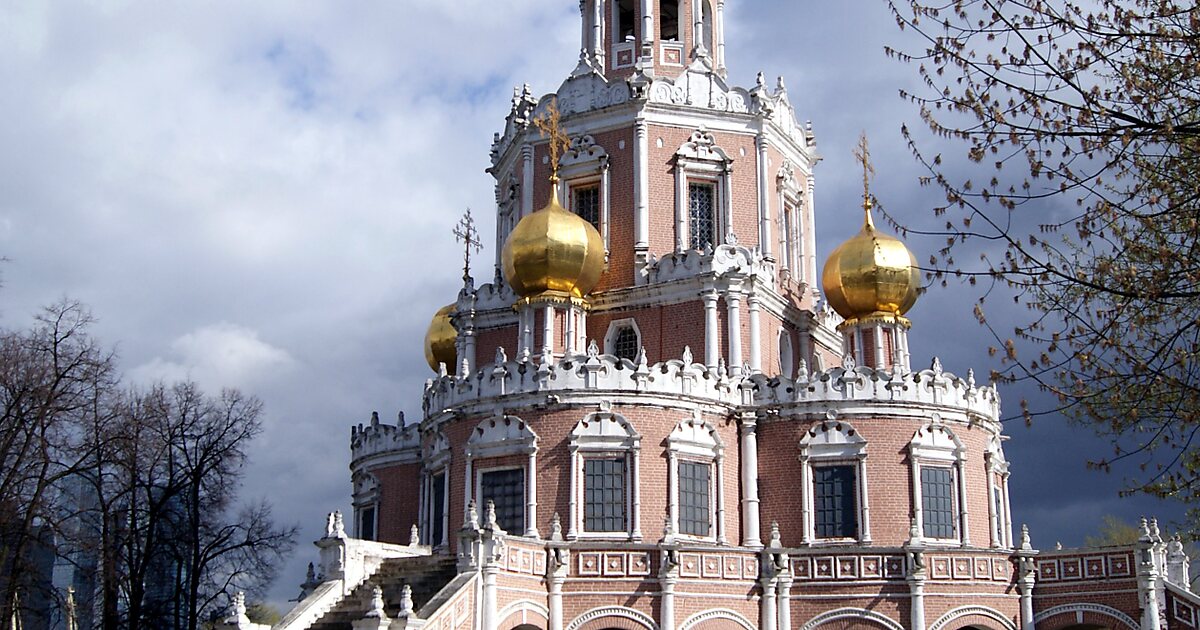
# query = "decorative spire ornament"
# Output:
<box><xmin>852</xmin><ymin>131</ymin><xmax>876</xmax><ymax>227</ymax></box>
<box><xmin>533</xmin><ymin>98</ymin><xmax>571</xmax><ymax>184</ymax></box>
<box><xmin>453</xmin><ymin>207</ymin><xmax>484</xmax><ymax>282</ymax></box>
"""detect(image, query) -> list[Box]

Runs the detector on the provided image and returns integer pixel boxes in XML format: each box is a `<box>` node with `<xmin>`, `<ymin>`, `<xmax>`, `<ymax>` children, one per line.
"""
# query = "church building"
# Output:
<box><xmin>248</xmin><ymin>3</ymin><xmax>1200</xmax><ymax>630</ymax></box>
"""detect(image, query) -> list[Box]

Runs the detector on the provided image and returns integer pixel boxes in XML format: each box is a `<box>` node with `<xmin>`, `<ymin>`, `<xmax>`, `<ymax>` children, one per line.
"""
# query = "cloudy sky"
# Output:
<box><xmin>1</xmin><ymin>0</ymin><xmax>1183</xmax><ymax>607</ymax></box>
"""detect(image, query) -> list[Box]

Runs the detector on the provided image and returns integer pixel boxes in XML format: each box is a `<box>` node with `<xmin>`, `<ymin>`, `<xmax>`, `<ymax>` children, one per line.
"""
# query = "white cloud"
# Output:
<box><xmin>130</xmin><ymin>322</ymin><xmax>295</xmax><ymax>391</ymax></box>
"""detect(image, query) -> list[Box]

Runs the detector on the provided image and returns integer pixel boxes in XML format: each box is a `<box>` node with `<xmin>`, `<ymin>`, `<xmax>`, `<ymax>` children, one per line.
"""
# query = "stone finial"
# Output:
<box><xmin>365</xmin><ymin>584</ymin><xmax>388</xmax><ymax>619</ymax></box>
<box><xmin>410</xmin><ymin>524</ymin><xmax>420</xmax><ymax>546</ymax></box>
<box><xmin>1149</xmin><ymin>517</ymin><xmax>1161</xmax><ymax>540</ymax></box>
<box><xmin>225</xmin><ymin>591</ymin><xmax>249</xmax><ymax>624</ymax></box>
<box><xmin>519</xmin><ymin>344</ymin><xmax>531</xmax><ymax>363</ymax></box>
<box><xmin>465</xmin><ymin>500</ymin><xmax>479</xmax><ymax>529</ymax></box>
<box><xmin>334</xmin><ymin>511</ymin><xmax>346</xmax><ymax>538</ymax></box>
<box><xmin>725</xmin><ymin>229</ymin><xmax>738</xmax><ymax>245</ymax></box>
<box><xmin>717</xmin><ymin>358</ymin><xmax>728</xmax><ymax>379</ymax></box>
<box><xmin>842</xmin><ymin>353</ymin><xmax>856</xmax><ymax>371</ymax></box>
<box><xmin>495</xmin><ymin>347</ymin><xmax>508</xmax><ymax>365</ymax></box>
<box><xmin>682</xmin><ymin>346</ymin><xmax>694</xmax><ymax>365</ymax></box>
<box><xmin>967</xmin><ymin>368</ymin><xmax>976</xmax><ymax>389</ymax></box>
<box><xmin>1139</xmin><ymin>517</ymin><xmax>1152</xmax><ymax>541</ymax></box>
<box><xmin>485</xmin><ymin>500</ymin><xmax>499</xmax><ymax>529</ymax></box>
<box><xmin>550</xmin><ymin>513</ymin><xmax>563</xmax><ymax>542</ymax></box>
<box><xmin>399</xmin><ymin>584</ymin><xmax>414</xmax><ymax>617</ymax></box>
<box><xmin>460</xmin><ymin>358</ymin><xmax>471</xmax><ymax>378</ymax></box>
<box><xmin>370</xmin><ymin>411</ymin><xmax>380</xmax><ymax>426</ymax></box>
<box><xmin>931</xmin><ymin>356</ymin><xmax>943</xmax><ymax>375</ymax></box>
<box><xmin>797</xmin><ymin>358</ymin><xmax>808</xmax><ymax>381</ymax></box>
<box><xmin>756</xmin><ymin>71</ymin><xmax>765</xmax><ymax>88</ymax></box>
<box><xmin>1056</xmin><ymin>541</ymin><xmax>1063</xmax><ymax>550</ymax></box>
<box><xmin>908</xmin><ymin>517</ymin><xmax>920</xmax><ymax>541</ymax></box>
<box><xmin>306</xmin><ymin>562</ymin><xmax>316</xmax><ymax>582</ymax></box>
<box><xmin>587</xmin><ymin>339</ymin><xmax>600</xmax><ymax>358</ymax></box>
<box><xmin>776</xmin><ymin>75</ymin><xmax>787</xmax><ymax>93</ymax></box>
<box><xmin>1020</xmin><ymin>524</ymin><xmax>1032</xmax><ymax>551</ymax></box>
<box><xmin>438</xmin><ymin>362</ymin><xmax>448</xmax><ymax>377</ymax></box>
<box><xmin>769</xmin><ymin>522</ymin><xmax>782</xmax><ymax>548</ymax></box>
<box><xmin>326</xmin><ymin>512</ymin><xmax>337</xmax><ymax>538</ymax></box>
<box><xmin>540</xmin><ymin>345</ymin><xmax>553</xmax><ymax>366</ymax></box>
<box><xmin>635</xmin><ymin>347</ymin><xmax>648</xmax><ymax>370</ymax></box>
<box><xmin>663</xmin><ymin>515</ymin><xmax>676</xmax><ymax>543</ymax></box>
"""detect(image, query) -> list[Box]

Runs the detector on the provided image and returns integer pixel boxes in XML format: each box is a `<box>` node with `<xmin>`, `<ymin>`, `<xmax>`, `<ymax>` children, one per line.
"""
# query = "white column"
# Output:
<box><xmin>549</xmin><ymin>575</ymin><xmax>564</xmax><ymax>630</ymax></box>
<box><xmin>777</xmin><ymin>574</ymin><xmax>792</xmax><ymax>630</ymax></box>
<box><xmin>526</xmin><ymin>451</ymin><xmax>539</xmax><ymax>538</ymax></box>
<box><xmin>722</xmin><ymin>166</ymin><xmax>734</xmax><ymax>241</ymax></box>
<box><xmin>702</xmin><ymin>290</ymin><xmax>720</xmax><ymax>368</ymax></box>
<box><xmin>756</xmin><ymin>134</ymin><xmax>771</xmax><ymax>258</ymax></box>
<box><xmin>634</xmin><ymin>118</ymin><xmax>650</xmax><ymax>251</ymax></box>
<box><xmin>543</xmin><ymin>305</ymin><xmax>555</xmax><ymax>356</ymax></box>
<box><xmin>909</xmin><ymin>578</ymin><xmax>926</xmax><ymax>630</ymax></box>
<box><xmin>565</xmin><ymin>307</ymin><xmax>576</xmax><ymax>355</ymax></box>
<box><xmin>631</xmin><ymin>447</ymin><xmax>643</xmax><ymax>540</ymax></box>
<box><xmin>986</xmin><ymin>463</ymin><xmax>999</xmax><ymax>548</ymax></box>
<box><xmin>873</xmin><ymin>323</ymin><xmax>885</xmax><ymax>368</ymax></box>
<box><xmin>799</xmin><ymin>455</ymin><xmax>812</xmax><ymax>545</ymax></box>
<box><xmin>760</xmin><ymin>579</ymin><xmax>777</xmax><ymax>630</ymax></box>
<box><xmin>464</xmin><ymin>457</ymin><xmax>475</xmax><ymax>522</ymax></box>
<box><xmin>805</xmin><ymin>175</ymin><xmax>818</xmax><ymax>293</ymax></box>
<box><xmin>482</xmin><ymin>564</ymin><xmax>499</xmax><ymax>630</ymax></box>
<box><xmin>674</xmin><ymin>154</ymin><xmax>686</xmax><ymax>252</ymax></box>
<box><xmin>747</xmin><ymin>295</ymin><xmax>762</xmax><ymax>373</ymax></box>
<box><xmin>910</xmin><ymin>457</ymin><xmax>923</xmax><ymax>540</ymax></box>
<box><xmin>668</xmin><ymin>450</ymin><xmax>679</xmax><ymax>534</ymax></box>
<box><xmin>579</xmin><ymin>0</ymin><xmax>589</xmax><ymax>57</ymax></box>
<box><xmin>640</xmin><ymin>0</ymin><xmax>653</xmax><ymax>52</ymax></box>
<box><xmin>661</xmin><ymin>576</ymin><xmax>677</xmax><ymax>630</ymax></box>
<box><xmin>522</xmin><ymin>145</ymin><xmax>535</xmax><ymax>218</ymax></box>
<box><xmin>740</xmin><ymin>418</ymin><xmax>762</xmax><ymax>547</ymax></box>
<box><xmin>715</xmin><ymin>0</ymin><xmax>726</xmax><ymax>72</ymax></box>
<box><xmin>858</xmin><ymin>455</ymin><xmax>872</xmax><ymax>543</ymax></box>
<box><xmin>957</xmin><ymin>459</ymin><xmax>970</xmax><ymax>545</ymax></box>
<box><xmin>601</xmin><ymin>158</ymin><xmax>611</xmax><ymax>252</ymax></box>
<box><xmin>715</xmin><ymin>454</ymin><xmax>726</xmax><ymax>543</ymax></box>
<box><xmin>691</xmin><ymin>0</ymin><xmax>705</xmax><ymax>56</ymax></box>
<box><xmin>464</xmin><ymin>328</ymin><xmax>477</xmax><ymax>374</ymax></box>
<box><xmin>1002</xmin><ymin>474</ymin><xmax>1014</xmax><ymax>547</ymax></box>
<box><xmin>726</xmin><ymin>288</ymin><xmax>743</xmax><ymax>374</ymax></box>
<box><xmin>578</xmin><ymin>310</ymin><xmax>588</xmax><ymax>351</ymax></box>
<box><xmin>417</xmin><ymin>471</ymin><xmax>428</xmax><ymax>544</ymax></box>
<box><xmin>567</xmin><ymin>448</ymin><xmax>579</xmax><ymax>539</ymax></box>
<box><xmin>592</xmin><ymin>0</ymin><xmax>604</xmax><ymax>68</ymax></box>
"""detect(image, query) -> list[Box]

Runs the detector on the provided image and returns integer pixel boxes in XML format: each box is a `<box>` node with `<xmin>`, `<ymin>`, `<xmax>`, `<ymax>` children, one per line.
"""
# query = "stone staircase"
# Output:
<box><xmin>306</xmin><ymin>555</ymin><xmax>459</xmax><ymax>629</ymax></box>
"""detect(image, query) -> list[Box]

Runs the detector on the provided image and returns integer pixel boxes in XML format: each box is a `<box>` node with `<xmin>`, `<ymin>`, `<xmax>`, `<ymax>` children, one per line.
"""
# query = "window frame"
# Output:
<box><xmin>667</xmin><ymin>415</ymin><xmax>725</xmax><ymax>543</ymax></box>
<box><xmin>909</xmin><ymin>419</ymin><xmax>970</xmax><ymax>546</ymax></box>
<box><xmin>687</xmin><ymin>179</ymin><xmax>719</xmax><ymax>251</ymax></box>
<box><xmin>919</xmin><ymin>465</ymin><xmax>957</xmax><ymax>540</ymax></box>
<box><xmin>798</xmin><ymin>419</ymin><xmax>871</xmax><ymax>545</ymax></box>
<box><xmin>476</xmin><ymin>465</ymin><xmax>527</xmax><ymax>535</ymax></box>
<box><xmin>812</xmin><ymin>463</ymin><xmax>858</xmax><ymax>540</ymax></box>
<box><xmin>582</xmin><ymin>455</ymin><xmax>629</xmax><ymax>533</ymax></box>
<box><xmin>603</xmin><ymin>318</ymin><xmax>643</xmax><ymax>362</ymax></box>
<box><xmin>676</xmin><ymin>458</ymin><xmax>714</xmax><ymax>538</ymax></box>
<box><xmin>352</xmin><ymin>471</ymin><xmax>380</xmax><ymax>541</ymax></box>
<box><xmin>559</xmin><ymin>136</ymin><xmax>611</xmax><ymax>255</ymax></box>
<box><xmin>673</xmin><ymin>128</ymin><xmax>733</xmax><ymax>254</ymax></box>
<box><xmin>464</xmin><ymin>415</ymin><xmax>540</xmax><ymax>538</ymax></box>
<box><xmin>569</xmin><ymin>412</ymin><xmax>642</xmax><ymax>541</ymax></box>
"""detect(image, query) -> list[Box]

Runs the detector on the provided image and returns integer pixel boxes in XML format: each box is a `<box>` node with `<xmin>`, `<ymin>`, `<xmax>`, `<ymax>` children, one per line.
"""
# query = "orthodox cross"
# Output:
<box><xmin>852</xmin><ymin>131</ymin><xmax>876</xmax><ymax>226</ymax></box>
<box><xmin>532</xmin><ymin>98</ymin><xmax>571</xmax><ymax>182</ymax></box>
<box><xmin>453</xmin><ymin>208</ymin><xmax>483</xmax><ymax>281</ymax></box>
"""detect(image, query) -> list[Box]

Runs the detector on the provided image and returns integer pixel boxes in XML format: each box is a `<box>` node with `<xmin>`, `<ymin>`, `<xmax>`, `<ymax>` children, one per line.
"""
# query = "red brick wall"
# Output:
<box><xmin>369</xmin><ymin>461</ymin><xmax>421</xmax><ymax>544</ymax></box>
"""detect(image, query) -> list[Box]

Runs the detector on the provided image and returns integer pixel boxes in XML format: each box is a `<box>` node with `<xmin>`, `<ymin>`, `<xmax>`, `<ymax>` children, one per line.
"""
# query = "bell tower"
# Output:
<box><xmin>578</xmin><ymin>0</ymin><xmax>727</xmax><ymax>81</ymax></box>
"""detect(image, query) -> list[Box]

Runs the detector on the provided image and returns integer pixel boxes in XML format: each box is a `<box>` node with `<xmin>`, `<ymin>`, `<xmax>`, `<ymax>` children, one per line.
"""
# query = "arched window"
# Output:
<box><xmin>667</xmin><ymin>415</ymin><xmax>725</xmax><ymax>542</ymax></box>
<box><xmin>700</xmin><ymin>0</ymin><xmax>714</xmax><ymax>53</ymax></box>
<box><xmin>568</xmin><ymin>413</ymin><xmax>642</xmax><ymax>540</ymax></box>
<box><xmin>799</xmin><ymin>420</ymin><xmax>871</xmax><ymax>544</ymax></box>
<box><xmin>909</xmin><ymin>418</ymin><xmax>969</xmax><ymax>545</ymax></box>
<box><xmin>352</xmin><ymin>472</ymin><xmax>379</xmax><ymax>541</ymax></box>
<box><xmin>465</xmin><ymin>416</ymin><xmax>540</xmax><ymax>538</ymax></box>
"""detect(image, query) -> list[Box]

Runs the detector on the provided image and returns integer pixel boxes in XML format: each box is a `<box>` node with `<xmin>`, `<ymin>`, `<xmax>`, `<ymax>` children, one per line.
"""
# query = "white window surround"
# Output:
<box><xmin>568</xmin><ymin>412</ymin><xmax>642</xmax><ymax>541</ymax></box>
<box><xmin>674</xmin><ymin>128</ymin><xmax>733</xmax><ymax>253</ymax></box>
<box><xmin>667</xmin><ymin>414</ymin><xmax>725</xmax><ymax>543</ymax></box>
<box><xmin>474</xmin><ymin>464</ymin><xmax>526</xmax><ymax>536</ymax></box>
<box><xmin>558</xmin><ymin>135</ymin><xmax>611</xmax><ymax>254</ymax></box>
<box><xmin>603</xmin><ymin>318</ymin><xmax>643</xmax><ymax>360</ymax></box>
<box><xmin>420</xmin><ymin>430</ymin><xmax>452</xmax><ymax>548</ymax></box>
<box><xmin>464</xmin><ymin>415</ymin><xmax>540</xmax><ymax>538</ymax></box>
<box><xmin>909</xmin><ymin>418</ymin><xmax>970</xmax><ymax>546</ymax></box>
<box><xmin>352</xmin><ymin>471</ymin><xmax>380</xmax><ymax>540</ymax></box>
<box><xmin>985</xmin><ymin>434</ymin><xmax>1013</xmax><ymax>548</ymax></box>
<box><xmin>798</xmin><ymin>419</ymin><xmax>871</xmax><ymax>545</ymax></box>
<box><xmin>777</xmin><ymin>161</ymin><xmax>804</xmax><ymax>278</ymax></box>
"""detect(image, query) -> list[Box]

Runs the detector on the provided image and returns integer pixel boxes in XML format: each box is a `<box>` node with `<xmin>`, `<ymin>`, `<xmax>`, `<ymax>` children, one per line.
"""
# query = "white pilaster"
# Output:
<box><xmin>668</xmin><ymin>450</ymin><xmax>679</xmax><ymax>534</ymax></box>
<box><xmin>760</xmin><ymin>579</ymin><xmax>777</xmax><ymax>630</ymax></box>
<box><xmin>567</xmin><ymin>446</ymin><xmax>579</xmax><ymax>539</ymax></box>
<box><xmin>756</xmin><ymin>133</ymin><xmax>771</xmax><ymax>258</ymax></box>
<box><xmin>592</xmin><ymin>0</ymin><xmax>604</xmax><ymax>69</ymax></box>
<box><xmin>777</xmin><ymin>574</ymin><xmax>792</xmax><ymax>630</ymax></box>
<box><xmin>522</xmin><ymin>145</ymin><xmax>535</xmax><ymax>218</ymax></box>
<box><xmin>909</xmin><ymin>577</ymin><xmax>926</xmax><ymax>630</ymax></box>
<box><xmin>726</xmin><ymin>288</ymin><xmax>743</xmax><ymax>375</ymax></box>
<box><xmin>631</xmin><ymin>446</ymin><xmax>643</xmax><ymax>540</ymax></box>
<box><xmin>634</xmin><ymin>118</ymin><xmax>650</xmax><ymax>251</ymax></box>
<box><xmin>464</xmin><ymin>458</ymin><xmax>474</xmax><ymax>522</ymax></box>
<box><xmin>857</xmin><ymin>454</ymin><xmax>872</xmax><ymax>543</ymax></box>
<box><xmin>661</xmin><ymin>576</ymin><xmax>676</xmax><ymax>630</ymax></box>
<box><xmin>739</xmin><ymin>417</ymin><xmax>762</xmax><ymax>547</ymax></box>
<box><xmin>747</xmin><ymin>295</ymin><xmax>762</xmax><ymax>373</ymax></box>
<box><xmin>805</xmin><ymin>174</ymin><xmax>818</xmax><ymax>295</ymax></box>
<box><xmin>526</xmin><ymin>451</ymin><xmax>539</xmax><ymax>538</ymax></box>
<box><xmin>542</xmin><ymin>305</ymin><xmax>554</xmax><ymax>355</ymax></box>
<box><xmin>714</xmin><ymin>454</ymin><xmax>726</xmax><ymax>543</ymax></box>
<box><xmin>957</xmin><ymin>459</ymin><xmax>970</xmax><ymax>545</ymax></box>
<box><xmin>799</xmin><ymin>453</ymin><xmax>812</xmax><ymax>545</ymax></box>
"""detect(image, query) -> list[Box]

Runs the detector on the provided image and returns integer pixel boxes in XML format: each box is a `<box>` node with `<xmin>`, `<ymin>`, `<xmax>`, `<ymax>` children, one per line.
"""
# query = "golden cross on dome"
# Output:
<box><xmin>453</xmin><ymin>207</ymin><xmax>483</xmax><ymax>281</ymax></box>
<box><xmin>852</xmin><ymin>131</ymin><xmax>876</xmax><ymax>227</ymax></box>
<box><xmin>532</xmin><ymin>98</ymin><xmax>570</xmax><ymax>183</ymax></box>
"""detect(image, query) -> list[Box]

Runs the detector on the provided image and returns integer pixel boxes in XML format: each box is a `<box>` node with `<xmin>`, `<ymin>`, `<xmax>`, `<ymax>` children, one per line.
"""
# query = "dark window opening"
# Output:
<box><xmin>678</xmin><ymin>461</ymin><xmax>711</xmax><ymax>536</ymax></box>
<box><xmin>617</xmin><ymin>0</ymin><xmax>636</xmax><ymax>42</ymax></box>
<box><xmin>814</xmin><ymin>465</ymin><xmax>857</xmax><ymax>538</ymax></box>
<box><xmin>613</xmin><ymin>326</ymin><xmax>639</xmax><ymax>360</ymax></box>
<box><xmin>660</xmin><ymin>0</ymin><xmax>680</xmax><ymax>40</ymax></box>
<box><xmin>585</xmin><ymin>458</ymin><xmax>626</xmax><ymax>532</ymax></box>
<box><xmin>572</xmin><ymin>185</ymin><xmax>601</xmax><ymax>229</ymax></box>
<box><xmin>688</xmin><ymin>182</ymin><xmax>716</xmax><ymax>250</ymax></box>
<box><xmin>480</xmin><ymin>469</ymin><xmax>525</xmax><ymax>534</ymax></box>
<box><xmin>993</xmin><ymin>486</ymin><xmax>1004</xmax><ymax>542</ymax></box>
<box><xmin>359</xmin><ymin>505</ymin><xmax>376</xmax><ymax>541</ymax></box>
<box><xmin>921</xmin><ymin>467</ymin><xmax>956</xmax><ymax>539</ymax></box>
<box><xmin>431</xmin><ymin>472</ymin><xmax>446</xmax><ymax>545</ymax></box>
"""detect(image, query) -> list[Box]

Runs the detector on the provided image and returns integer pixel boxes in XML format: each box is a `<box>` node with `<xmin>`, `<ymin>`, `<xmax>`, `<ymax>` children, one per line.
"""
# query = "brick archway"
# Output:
<box><xmin>929</xmin><ymin>606</ymin><xmax>1017</xmax><ymax>630</ymax></box>
<box><xmin>566</xmin><ymin>606</ymin><xmax>658</xmax><ymax>630</ymax></box>
<box><xmin>678</xmin><ymin>608</ymin><xmax>756</xmax><ymax>630</ymax></box>
<box><xmin>1034</xmin><ymin>604</ymin><xmax>1138</xmax><ymax>630</ymax></box>
<box><xmin>799</xmin><ymin>607</ymin><xmax>905</xmax><ymax>630</ymax></box>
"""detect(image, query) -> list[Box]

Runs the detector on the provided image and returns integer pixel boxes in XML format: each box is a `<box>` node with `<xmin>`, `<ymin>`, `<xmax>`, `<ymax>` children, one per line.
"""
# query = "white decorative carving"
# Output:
<box><xmin>928</xmin><ymin>606</ymin><xmax>1016</xmax><ymax>630</ymax></box>
<box><xmin>798</xmin><ymin>607</ymin><xmax>905</xmax><ymax>630</ymax></box>
<box><xmin>678</xmin><ymin>609</ymin><xmax>756</xmax><ymax>630</ymax></box>
<box><xmin>1033</xmin><ymin>604</ymin><xmax>1138</xmax><ymax>630</ymax></box>
<box><xmin>565</xmin><ymin>606</ymin><xmax>659</xmax><ymax>630</ymax></box>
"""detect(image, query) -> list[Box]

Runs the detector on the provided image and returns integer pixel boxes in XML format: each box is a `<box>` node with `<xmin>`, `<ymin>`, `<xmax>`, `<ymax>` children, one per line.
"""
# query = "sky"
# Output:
<box><xmin>0</xmin><ymin>0</ymin><xmax>1186</xmax><ymax>609</ymax></box>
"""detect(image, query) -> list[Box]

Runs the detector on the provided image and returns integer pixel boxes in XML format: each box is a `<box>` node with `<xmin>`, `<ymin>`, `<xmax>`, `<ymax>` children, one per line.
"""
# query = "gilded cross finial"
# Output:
<box><xmin>853</xmin><ymin>131</ymin><xmax>876</xmax><ymax>228</ymax></box>
<box><xmin>453</xmin><ymin>208</ymin><xmax>483</xmax><ymax>282</ymax></box>
<box><xmin>533</xmin><ymin>98</ymin><xmax>571</xmax><ymax>184</ymax></box>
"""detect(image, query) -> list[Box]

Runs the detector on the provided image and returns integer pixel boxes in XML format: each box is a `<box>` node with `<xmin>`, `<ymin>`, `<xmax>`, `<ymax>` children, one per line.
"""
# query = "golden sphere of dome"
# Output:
<box><xmin>424</xmin><ymin>303</ymin><xmax>458</xmax><ymax>373</ymax></box>
<box><xmin>822</xmin><ymin>209</ymin><xmax>920</xmax><ymax>323</ymax></box>
<box><xmin>501</xmin><ymin>182</ymin><xmax>605</xmax><ymax>301</ymax></box>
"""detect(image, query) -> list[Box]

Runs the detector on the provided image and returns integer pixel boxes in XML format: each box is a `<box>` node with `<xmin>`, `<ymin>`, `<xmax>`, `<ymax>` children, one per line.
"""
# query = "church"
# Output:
<box><xmin>241</xmin><ymin>2</ymin><xmax>1200</xmax><ymax>630</ymax></box>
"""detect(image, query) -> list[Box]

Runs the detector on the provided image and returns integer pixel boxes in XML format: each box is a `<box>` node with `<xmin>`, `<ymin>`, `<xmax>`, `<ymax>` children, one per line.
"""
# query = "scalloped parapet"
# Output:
<box><xmin>645</xmin><ymin>242</ymin><xmax>774</xmax><ymax>286</ymax></box>
<box><xmin>351</xmin><ymin>412</ymin><xmax>420</xmax><ymax>467</ymax></box>
<box><xmin>421</xmin><ymin>349</ymin><xmax>1000</xmax><ymax>426</ymax></box>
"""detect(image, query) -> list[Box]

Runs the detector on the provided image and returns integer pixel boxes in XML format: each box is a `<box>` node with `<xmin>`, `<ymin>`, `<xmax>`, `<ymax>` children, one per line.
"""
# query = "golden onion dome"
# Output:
<box><xmin>423</xmin><ymin>303</ymin><xmax>458</xmax><ymax>373</ymax></box>
<box><xmin>821</xmin><ymin>204</ymin><xmax>920</xmax><ymax>324</ymax></box>
<box><xmin>501</xmin><ymin>180</ymin><xmax>605</xmax><ymax>301</ymax></box>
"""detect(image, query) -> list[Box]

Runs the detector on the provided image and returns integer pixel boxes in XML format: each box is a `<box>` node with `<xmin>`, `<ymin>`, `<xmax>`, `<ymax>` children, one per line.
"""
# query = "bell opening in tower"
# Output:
<box><xmin>617</xmin><ymin>0</ymin><xmax>636</xmax><ymax>42</ymax></box>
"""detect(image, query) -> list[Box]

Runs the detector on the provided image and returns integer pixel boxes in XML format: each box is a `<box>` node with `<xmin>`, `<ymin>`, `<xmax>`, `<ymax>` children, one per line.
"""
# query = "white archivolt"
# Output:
<box><xmin>565</xmin><ymin>606</ymin><xmax>659</xmax><ymax>630</ymax></box>
<box><xmin>678</xmin><ymin>608</ymin><xmax>756</xmax><ymax>630</ymax></box>
<box><xmin>1033</xmin><ymin>603</ymin><xmax>1138</xmax><ymax>630</ymax></box>
<box><xmin>799</xmin><ymin>607</ymin><xmax>905</xmax><ymax>630</ymax></box>
<box><xmin>928</xmin><ymin>605</ymin><xmax>1017</xmax><ymax>630</ymax></box>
